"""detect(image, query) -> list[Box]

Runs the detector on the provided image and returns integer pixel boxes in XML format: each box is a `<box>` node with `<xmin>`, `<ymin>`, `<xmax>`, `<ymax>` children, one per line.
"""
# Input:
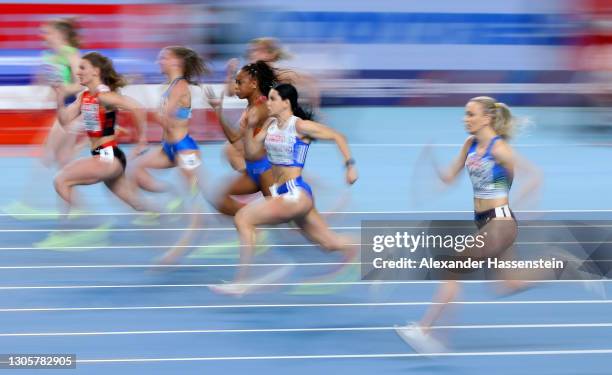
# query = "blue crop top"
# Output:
<box><xmin>465</xmin><ymin>136</ymin><xmax>511</xmax><ymax>199</ymax></box>
<box><xmin>160</xmin><ymin>77</ymin><xmax>192</xmax><ymax>120</ymax></box>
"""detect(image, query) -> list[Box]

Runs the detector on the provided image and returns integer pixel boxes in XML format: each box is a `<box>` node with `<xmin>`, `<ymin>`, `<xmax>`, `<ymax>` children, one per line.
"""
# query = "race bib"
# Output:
<box><xmin>99</xmin><ymin>146</ymin><xmax>114</xmax><ymax>162</ymax></box>
<box><xmin>82</xmin><ymin>103</ymin><xmax>100</xmax><ymax>132</ymax></box>
<box><xmin>178</xmin><ymin>153</ymin><xmax>201</xmax><ymax>170</ymax></box>
<box><xmin>265</xmin><ymin>133</ymin><xmax>294</xmax><ymax>165</ymax></box>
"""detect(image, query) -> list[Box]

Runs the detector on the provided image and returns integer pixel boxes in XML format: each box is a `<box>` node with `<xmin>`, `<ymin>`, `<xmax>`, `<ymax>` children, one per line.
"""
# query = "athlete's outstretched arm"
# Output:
<box><xmin>244</xmin><ymin>115</ymin><xmax>271</xmax><ymax>157</ymax></box>
<box><xmin>436</xmin><ymin>136</ymin><xmax>474</xmax><ymax>184</ymax></box>
<box><xmin>205</xmin><ymin>85</ymin><xmax>242</xmax><ymax>144</ymax></box>
<box><xmin>54</xmin><ymin>87</ymin><xmax>81</xmax><ymax>126</ymax></box>
<box><xmin>100</xmin><ymin>92</ymin><xmax>147</xmax><ymax>149</ymax></box>
<box><xmin>296</xmin><ymin>119</ymin><xmax>357</xmax><ymax>184</ymax></box>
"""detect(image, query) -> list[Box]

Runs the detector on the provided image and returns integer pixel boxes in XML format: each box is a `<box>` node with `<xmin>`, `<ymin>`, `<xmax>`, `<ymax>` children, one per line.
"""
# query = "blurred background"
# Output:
<box><xmin>0</xmin><ymin>0</ymin><xmax>610</xmax><ymax>145</ymax></box>
<box><xmin>1</xmin><ymin>4</ymin><xmax>612</xmax><ymax>372</ymax></box>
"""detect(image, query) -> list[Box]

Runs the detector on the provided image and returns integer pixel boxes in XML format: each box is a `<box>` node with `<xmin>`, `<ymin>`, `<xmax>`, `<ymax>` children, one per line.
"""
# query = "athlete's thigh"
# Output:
<box><xmin>236</xmin><ymin>194</ymin><xmax>311</xmax><ymax>227</ymax></box>
<box><xmin>58</xmin><ymin>156</ymin><xmax>122</xmax><ymax>186</ymax></box>
<box><xmin>132</xmin><ymin>146</ymin><xmax>174</xmax><ymax>170</ymax></box>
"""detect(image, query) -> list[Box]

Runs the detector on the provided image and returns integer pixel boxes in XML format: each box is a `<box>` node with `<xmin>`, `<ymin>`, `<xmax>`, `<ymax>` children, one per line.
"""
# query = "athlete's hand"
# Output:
<box><xmin>226</xmin><ymin>58</ymin><xmax>239</xmax><ymax>79</ymax></box>
<box><xmin>52</xmin><ymin>85</ymin><xmax>71</xmax><ymax>108</ymax></box>
<box><xmin>205</xmin><ymin>86</ymin><xmax>224</xmax><ymax>113</ymax></box>
<box><xmin>51</xmin><ymin>84</ymin><xmax>66</xmax><ymax>100</ymax></box>
<box><xmin>345</xmin><ymin>165</ymin><xmax>358</xmax><ymax>185</ymax></box>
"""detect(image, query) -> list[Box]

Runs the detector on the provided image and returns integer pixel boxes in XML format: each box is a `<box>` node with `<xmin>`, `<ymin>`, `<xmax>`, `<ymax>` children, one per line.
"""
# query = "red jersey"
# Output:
<box><xmin>81</xmin><ymin>85</ymin><xmax>116</xmax><ymax>138</ymax></box>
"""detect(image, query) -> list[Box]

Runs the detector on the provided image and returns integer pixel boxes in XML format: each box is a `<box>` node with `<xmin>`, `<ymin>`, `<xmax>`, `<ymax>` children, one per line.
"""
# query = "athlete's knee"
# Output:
<box><xmin>53</xmin><ymin>174</ymin><xmax>73</xmax><ymax>200</ymax></box>
<box><xmin>234</xmin><ymin>209</ymin><xmax>247</xmax><ymax>227</ymax></box>
<box><xmin>132</xmin><ymin>167</ymin><xmax>151</xmax><ymax>189</ymax></box>
<box><xmin>122</xmin><ymin>192</ymin><xmax>146</xmax><ymax>212</ymax></box>
<box><xmin>130</xmin><ymin>201</ymin><xmax>147</xmax><ymax>212</ymax></box>
<box><xmin>53</xmin><ymin>177</ymin><xmax>62</xmax><ymax>193</ymax></box>
<box><xmin>318</xmin><ymin>235</ymin><xmax>345</xmax><ymax>252</ymax></box>
<box><xmin>53</xmin><ymin>173</ymin><xmax>67</xmax><ymax>191</ymax></box>
<box><xmin>234</xmin><ymin>209</ymin><xmax>253</xmax><ymax>231</ymax></box>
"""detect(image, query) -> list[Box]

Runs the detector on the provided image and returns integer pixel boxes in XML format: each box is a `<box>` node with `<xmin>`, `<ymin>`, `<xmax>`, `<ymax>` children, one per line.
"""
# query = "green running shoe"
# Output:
<box><xmin>131</xmin><ymin>212</ymin><xmax>162</xmax><ymax>226</ymax></box>
<box><xmin>3</xmin><ymin>201</ymin><xmax>88</xmax><ymax>221</ymax></box>
<box><xmin>33</xmin><ymin>223</ymin><xmax>111</xmax><ymax>250</ymax></box>
<box><xmin>2</xmin><ymin>201</ymin><xmax>59</xmax><ymax>220</ymax></box>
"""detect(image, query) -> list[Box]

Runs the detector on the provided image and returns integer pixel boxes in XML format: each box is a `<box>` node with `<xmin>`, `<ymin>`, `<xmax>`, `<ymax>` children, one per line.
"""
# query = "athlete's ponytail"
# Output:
<box><xmin>469</xmin><ymin>96</ymin><xmax>515</xmax><ymax>139</ymax></box>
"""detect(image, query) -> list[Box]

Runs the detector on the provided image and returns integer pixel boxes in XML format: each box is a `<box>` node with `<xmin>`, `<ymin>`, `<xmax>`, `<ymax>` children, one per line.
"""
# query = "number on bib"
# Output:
<box><xmin>99</xmin><ymin>146</ymin><xmax>114</xmax><ymax>162</ymax></box>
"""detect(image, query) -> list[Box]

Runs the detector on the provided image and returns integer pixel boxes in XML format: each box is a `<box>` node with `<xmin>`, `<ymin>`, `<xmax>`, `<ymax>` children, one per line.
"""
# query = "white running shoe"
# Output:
<box><xmin>394</xmin><ymin>323</ymin><xmax>447</xmax><ymax>354</ymax></box>
<box><xmin>209</xmin><ymin>264</ymin><xmax>294</xmax><ymax>297</ymax></box>
<box><xmin>208</xmin><ymin>282</ymin><xmax>250</xmax><ymax>296</ymax></box>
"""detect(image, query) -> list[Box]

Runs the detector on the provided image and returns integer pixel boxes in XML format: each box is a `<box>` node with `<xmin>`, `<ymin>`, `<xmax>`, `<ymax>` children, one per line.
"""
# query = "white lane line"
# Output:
<box><xmin>0</xmin><ymin>244</ymin><xmax>339</xmax><ymax>250</ymax></box>
<box><xmin>0</xmin><ymin>282</ymin><xmax>399</xmax><ymax>290</ymax></box>
<box><xmin>1</xmin><ymin>264</ymin><xmax>610</xmax><ymax>271</ymax></box>
<box><xmin>75</xmin><ymin>349</ymin><xmax>612</xmax><ymax>363</ymax></box>
<box><xmin>0</xmin><ymin>280</ymin><xmax>609</xmax><ymax>290</ymax></box>
<box><xmin>1</xmin><ymin>300</ymin><xmax>611</xmax><ymax>313</ymax></box>
<box><xmin>0</xmin><ymin>262</ymin><xmax>356</xmax><ymax>270</ymax></box>
<box><xmin>1</xmin><ymin>209</ymin><xmax>612</xmax><ymax>217</ymax></box>
<box><xmin>3</xmin><ymin>322</ymin><xmax>612</xmax><ymax>337</ymax></box>
<box><xmin>0</xmin><ymin>210</ymin><xmax>471</xmax><ymax>217</ymax></box>
<box><xmin>0</xmin><ymin>278</ymin><xmax>609</xmax><ymax>290</ymax></box>
<box><xmin>4</xmin><ymin>262</ymin><xmax>612</xmax><ymax>270</ymax></box>
<box><xmin>5</xmin><ymin>223</ymin><xmax>612</xmax><ymax>232</ymax></box>
<box><xmin>0</xmin><ymin>227</ymin><xmax>281</xmax><ymax>233</ymax></box>
<box><xmin>2</xmin><ymin>240</ymin><xmax>612</xmax><ymax>251</ymax></box>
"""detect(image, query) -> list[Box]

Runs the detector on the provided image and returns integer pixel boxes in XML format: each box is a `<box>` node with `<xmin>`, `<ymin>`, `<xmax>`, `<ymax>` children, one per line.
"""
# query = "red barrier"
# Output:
<box><xmin>0</xmin><ymin>3</ymin><xmax>189</xmax><ymax>50</ymax></box>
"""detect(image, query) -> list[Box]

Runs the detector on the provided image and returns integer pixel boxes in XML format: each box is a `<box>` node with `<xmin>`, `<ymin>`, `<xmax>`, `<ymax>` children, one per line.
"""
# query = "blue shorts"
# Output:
<box><xmin>271</xmin><ymin>176</ymin><xmax>313</xmax><ymax>201</ymax></box>
<box><xmin>162</xmin><ymin>134</ymin><xmax>199</xmax><ymax>163</ymax></box>
<box><xmin>245</xmin><ymin>156</ymin><xmax>272</xmax><ymax>188</ymax></box>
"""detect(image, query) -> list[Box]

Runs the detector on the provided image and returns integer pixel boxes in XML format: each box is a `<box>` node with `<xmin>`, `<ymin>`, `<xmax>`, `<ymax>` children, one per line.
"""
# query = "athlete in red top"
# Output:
<box><xmin>53</xmin><ymin>52</ymin><xmax>147</xmax><ymax>211</ymax></box>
